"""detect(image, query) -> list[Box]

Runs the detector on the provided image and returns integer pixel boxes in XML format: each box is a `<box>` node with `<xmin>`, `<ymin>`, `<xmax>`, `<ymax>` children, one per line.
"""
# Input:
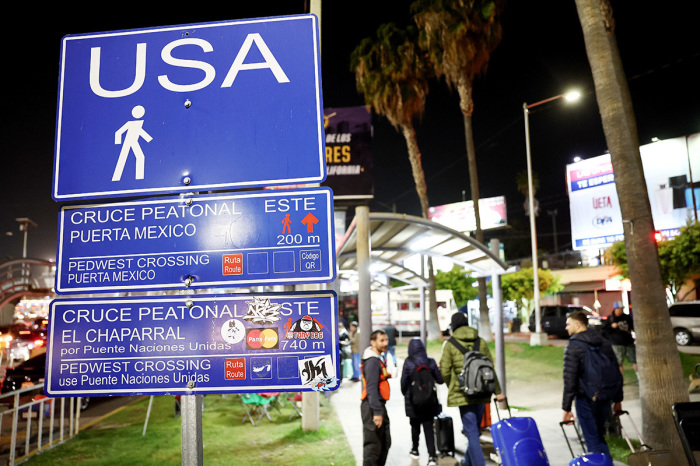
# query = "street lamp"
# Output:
<box><xmin>523</xmin><ymin>90</ymin><xmax>581</xmax><ymax>346</ymax></box>
<box><xmin>16</xmin><ymin>217</ymin><xmax>37</xmax><ymax>259</ymax></box>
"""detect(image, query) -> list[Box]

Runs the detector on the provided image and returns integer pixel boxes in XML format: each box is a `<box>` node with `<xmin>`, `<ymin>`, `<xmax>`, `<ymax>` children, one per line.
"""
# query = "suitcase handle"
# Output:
<box><xmin>614</xmin><ymin>409</ymin><xmax>651</xmax><ymax>453</ymax></box>
<box><xmin>492</xmin><ymin>396</ymin><xmax>511</xmax><ymax>421</ymax></box>
<box><xmin>559</xmin><ymin>419</ymin><xmax>586</xmax><ymax>459</ymax></box>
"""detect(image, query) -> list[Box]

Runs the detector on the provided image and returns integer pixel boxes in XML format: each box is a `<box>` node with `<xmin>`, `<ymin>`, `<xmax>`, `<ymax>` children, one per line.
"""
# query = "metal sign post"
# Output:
<box><xmin>181</xmin><ymin>395</ymin><xmax>203</xmax><ymax>466</ymax></box>
<box><xmin>49</xmin><ymin>13</ymin><xmax>334</xmax><ymax>465</ymax></box>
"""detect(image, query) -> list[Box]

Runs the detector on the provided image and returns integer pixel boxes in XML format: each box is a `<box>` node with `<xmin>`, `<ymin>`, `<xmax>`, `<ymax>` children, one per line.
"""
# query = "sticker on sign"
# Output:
<box><xmin>52</xmin><ymin>14</ymin><xmax>325</xmax><ymax>200</ymax></box>
<box><xmin>45</xmin><ymin>292</ymin><xmax>339</xmax><ymax>396</ymax></box>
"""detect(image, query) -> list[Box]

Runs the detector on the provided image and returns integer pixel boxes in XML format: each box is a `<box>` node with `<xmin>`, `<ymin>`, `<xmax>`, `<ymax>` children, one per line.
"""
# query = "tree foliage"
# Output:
<box><xmin>434</xmin><ymin>265</ymin><xmax>477</xmax><ymax>307</ymax></box>
<box><xmin>412</xmin><ymin>0</ymin><xmax>505</xmax><ymax>100</ymax></box>
<box><xmin>500</xmin><ymin>268</ymin><xmax>563</xmax><ymax>319</ymax></box>
<box><xmin>607</xmin><ymin>222</ymin><xmax>700</xmax><ymax>302</ymax></box>
<box><xmin>350</xmin><ymin>23</ymin><xmax>431</xmax><ymax>131</ymax></box>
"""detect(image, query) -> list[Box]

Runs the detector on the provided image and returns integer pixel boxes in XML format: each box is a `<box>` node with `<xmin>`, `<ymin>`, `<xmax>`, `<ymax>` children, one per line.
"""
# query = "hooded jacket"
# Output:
<box><xmin>440</xmin><ymin>325</ymin><xmax>501</xmax><ymax>407</ymax></box>
<box><xmin>400</xmin><ymin>338</ymin><xmax>443</xmax><ymax>419</ymax></box>
<box><xmin>361</xmin><ymin>347</ymin><xmax>390</xmax><ymax>415</ymax></box>
<box><xmin>562</xmin><ymin>329</ymin><xmax>624</xmax><ymax>411</ymax></box>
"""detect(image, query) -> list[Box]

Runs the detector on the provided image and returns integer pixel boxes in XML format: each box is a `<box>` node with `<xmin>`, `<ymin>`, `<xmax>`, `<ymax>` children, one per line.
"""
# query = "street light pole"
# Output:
<box><xmin>523</xmin><ymin>91</ymin><xmax>580</xmax><ymax>347</ymax></box>
<box><xmin>16</xmin><ymin>217</ymin><xmax>37</xmax><ymax>259</ymax></box>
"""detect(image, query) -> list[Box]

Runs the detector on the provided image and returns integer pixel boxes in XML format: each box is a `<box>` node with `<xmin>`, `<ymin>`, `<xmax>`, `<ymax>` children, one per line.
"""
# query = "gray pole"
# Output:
<box><xmin>357</xmin><ymin>206</ymin><xmax>372</xmax><ymax>351</ymax></box>
<box><xmin>419</xmin><ymin>257</ymin><xmax>426</xmax><ymax>344</ymax></box>
<box><xmin>523</xmin><ymin>104</ymin><xmax>546</xmax><ymax>347</ymax></box>
<box><xmin>490</xmin><ymin>238</ymin><xmax>506</xmax><ymax>396</ymax></box>
<box><xmin>180</xmin><ymin>395</ymin><xmax>203</xmax><ymax>466</ymax></box>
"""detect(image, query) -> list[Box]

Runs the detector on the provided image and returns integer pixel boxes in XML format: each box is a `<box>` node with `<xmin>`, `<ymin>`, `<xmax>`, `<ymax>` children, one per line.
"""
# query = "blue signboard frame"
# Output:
<box><xmin>52</xmin><ymin>14</ymin><xmax>325</xmax><ymax>201</ymax></box>
<box><xmin>55</xmin><ymin>187</ymin><xmax>335</xmax><ymax>293</ymax></box>
<box><xmin>45</xmin><ymin>292</ymin><xmax>339</xmax><ymax>396</ymax></box>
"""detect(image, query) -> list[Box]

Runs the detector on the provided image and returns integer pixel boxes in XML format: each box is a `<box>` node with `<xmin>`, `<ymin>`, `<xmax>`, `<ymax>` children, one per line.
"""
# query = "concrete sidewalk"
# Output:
<box><xmin>330</xmin><ymin>356</ymin><xmax>661</xmax><ymax>466</ymax></box>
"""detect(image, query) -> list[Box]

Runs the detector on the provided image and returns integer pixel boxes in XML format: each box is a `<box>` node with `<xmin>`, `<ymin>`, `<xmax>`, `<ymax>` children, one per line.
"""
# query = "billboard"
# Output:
<box><xmin>428</xmin><ymin>196</ymin><xmax>507</xmax><ymax>232</ymax></box>
<box><xmin>567</xmin><ymin>133</ymin><xmax>700</xmax><ymax>250</ymax></box>
<box><xmin>321</xmin><ymin>106</ymin><xmax>373</xmax><ymax>200</ymax></box>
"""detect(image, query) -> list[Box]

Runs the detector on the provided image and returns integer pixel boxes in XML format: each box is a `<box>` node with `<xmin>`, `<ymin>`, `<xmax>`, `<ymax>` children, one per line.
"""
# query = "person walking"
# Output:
<box><xmin>383</xmin><ymin>321</ymin><xmax>398</xmax><ymax>368</ymax></box>
<box><xmin>361</xmin><ymin>329</ymin><xmax>392</xmax><ymax>465</ymax></box>
<box><xmin>562</xmin><ymin>310</ymin><xmax>624</xmax><ymax>458</ymax></box>
<box><xmin>339</xmin><ymin>322</ymin><xmax>351</xmax><ymax>379</ymax></box>
<box><xmin>440</xmin><ymin>312</ymin><xmax>503</xmax><ymax>466</ymax></box>
<box><xmin>604</xmin><ymin>302</ymin><xmax>638</xmax><ymax>377</ymax></box>
<box><xmin>401</xmin><ymin>338</ymin><xmax>443</xmax><ymax>466</ymax></box>
<box><xmin>350</xmin><ymin>321</ymin><xmax>361</xmax><ymax>382</ymax></box>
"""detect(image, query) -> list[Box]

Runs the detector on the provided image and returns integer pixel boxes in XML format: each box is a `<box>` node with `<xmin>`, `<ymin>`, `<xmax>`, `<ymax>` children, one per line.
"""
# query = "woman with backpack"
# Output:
<box><xmin>401</xmin><ymin>338</ymin><xmax>444</xmax><ymax>465</ymax></box>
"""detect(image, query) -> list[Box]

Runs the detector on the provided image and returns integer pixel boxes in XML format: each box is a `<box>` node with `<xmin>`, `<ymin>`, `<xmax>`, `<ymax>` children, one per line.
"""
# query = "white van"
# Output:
<box><xmin>371</xmin><ymin>289</ymin><xmax>457</xmax><ymax>335</ymax></box>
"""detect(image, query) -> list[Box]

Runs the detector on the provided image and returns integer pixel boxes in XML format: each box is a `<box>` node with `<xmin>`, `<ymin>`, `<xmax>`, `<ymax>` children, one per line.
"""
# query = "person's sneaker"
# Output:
<box><xmin>427</xmin><ymin>456</ymin><xmax>438</xmax><ymax>465</ymax></box>
<box><xmin>409</xmin><ymin>449</ymin><xmax>419</xmax><ymax>459</ymax></box>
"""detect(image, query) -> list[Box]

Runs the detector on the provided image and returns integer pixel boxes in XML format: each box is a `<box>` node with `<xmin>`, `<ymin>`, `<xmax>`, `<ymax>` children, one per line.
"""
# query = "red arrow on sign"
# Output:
<box><xmin>301</xmin><ymin>212</ymin><xmax>319</xmax><ymax>233</ymax></box>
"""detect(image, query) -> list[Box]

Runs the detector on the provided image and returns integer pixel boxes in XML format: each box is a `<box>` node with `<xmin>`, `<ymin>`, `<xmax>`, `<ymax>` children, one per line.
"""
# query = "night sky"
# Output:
<box><xmin>1</xmin><ymin>1</ymin><xmax>698</xmax><ymax>264</ymax></box>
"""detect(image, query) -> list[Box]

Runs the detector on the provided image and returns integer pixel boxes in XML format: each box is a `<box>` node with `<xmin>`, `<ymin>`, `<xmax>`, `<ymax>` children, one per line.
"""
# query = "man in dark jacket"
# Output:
<box><xmin>361</xmin><ymin>329</ymin><xmax>391</xmax><ymax>465</ymax></box>
<box><xmin>401</xmin><ymin>338</ymin><xmax>443</xmax><ymax>465</ymax></box>
<box><xmin>562</xmin><ymin>311</ymin><xmax>623</xmax><ymax>458</ymax></box>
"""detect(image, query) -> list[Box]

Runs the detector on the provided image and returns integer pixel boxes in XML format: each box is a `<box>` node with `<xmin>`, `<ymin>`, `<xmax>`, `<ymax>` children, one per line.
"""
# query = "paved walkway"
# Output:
<box><xmin>330</xmin><ymin>353</ymin><xmax>698</xmax><ymax>466</ymax></box>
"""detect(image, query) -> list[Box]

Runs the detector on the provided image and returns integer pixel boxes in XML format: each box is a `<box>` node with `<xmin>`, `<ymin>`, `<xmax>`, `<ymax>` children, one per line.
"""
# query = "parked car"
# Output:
<box><xmin>528</xmin><ymin>305</ymin><xmax>592</xmax><ymax>338</ymax></box>
<box><xmin>7</xmin><ymin>327</ymin><xmax>47</xmax><ymax>365</ymax></box>
<box><xmin>1</xmin><ymin>352</ymin><xmax>46</xmax><ymax>395</ymax></box>
<box><xmin>669</xmin><ymin>301</ymin><xmax>700</xmax><ymax>346</ymax></box>
<box><xmin>0</xmin><ymin>352</ymin><xmax>90</xmax><ymax>410</ymax></box>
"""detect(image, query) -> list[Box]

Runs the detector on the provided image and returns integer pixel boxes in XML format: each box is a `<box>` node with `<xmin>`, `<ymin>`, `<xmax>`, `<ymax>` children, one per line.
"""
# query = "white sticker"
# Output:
<box><xmin>220</xmin><ymin>319</ymin><xmax>246</xmax><ymax>344</ymax></box>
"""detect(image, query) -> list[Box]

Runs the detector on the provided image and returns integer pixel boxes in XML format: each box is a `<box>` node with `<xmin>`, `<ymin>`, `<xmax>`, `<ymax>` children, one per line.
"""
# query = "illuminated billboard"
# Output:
<box><xmin>428</xmin><ymin>196</ymin><xmax>507</xmax><ymax>232</ymax></box>
<box><xmin>567</xmin><ymin>133</ymin><xmax>700</xmax><ymax>250</ymax></box>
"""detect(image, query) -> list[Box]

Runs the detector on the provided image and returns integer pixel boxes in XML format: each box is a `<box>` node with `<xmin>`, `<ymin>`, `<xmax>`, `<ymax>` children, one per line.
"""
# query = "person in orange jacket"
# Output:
<box><xmin>360</xmin><ymin>329</ymin><xmax>391</xmax><ymax>465</ymax></box>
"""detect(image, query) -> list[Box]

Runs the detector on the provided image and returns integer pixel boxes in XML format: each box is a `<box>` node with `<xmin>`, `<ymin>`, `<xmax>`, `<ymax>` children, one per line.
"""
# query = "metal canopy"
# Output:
<box><xmin>335</xmin><ymin>212</ymin><xmax>512</xmax><ymax>286</ymax></box>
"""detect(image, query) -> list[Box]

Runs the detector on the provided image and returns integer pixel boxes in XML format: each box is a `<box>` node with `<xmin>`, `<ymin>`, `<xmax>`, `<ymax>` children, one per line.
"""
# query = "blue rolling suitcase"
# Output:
<box><xmin>560</xmin><ymin>420</ymin><xmax>613</xmax><ymax>466</ymax></box>
<box><xmin>491</xmin><ymin>398</ymin><xmax>549</xmax><ymax>466</ymax></box>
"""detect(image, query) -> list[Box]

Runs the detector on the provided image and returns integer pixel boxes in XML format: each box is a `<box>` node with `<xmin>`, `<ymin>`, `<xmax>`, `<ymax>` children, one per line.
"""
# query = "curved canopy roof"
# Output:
<box><xmin>335</xmin><ymin>212</ymin><xmax>513</xmax><ymax>288</ymax></box>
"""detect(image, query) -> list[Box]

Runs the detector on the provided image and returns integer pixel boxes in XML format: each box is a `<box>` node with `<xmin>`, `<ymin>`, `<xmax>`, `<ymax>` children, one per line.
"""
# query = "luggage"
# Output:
<box><xmin>481</xmin><ymin>403</ymin><xmax>492</xmax><ymax>429</ymax></box>
<box><xmin>434</xmin><ymin>412</ymin><xmax>455</xmax><ymax>457</ymax></box>
<box><xmin>492</xmin><ymin>397</ymin><xmax>549</xmax><ymax>466</ymax></box>
<box><xmin>616</xmin><ymin>410</ymin><xmax>672</xmax><ymax>466</ymax></box>
<box><xmin>560</xmin><ymin>420</ymin><xmax>613</xmax><ymax>466</ymax></box>
<box><xmin>671</xmin><ymin>401</ymin><xmax>700</xmax><ymax>466</ymax></box>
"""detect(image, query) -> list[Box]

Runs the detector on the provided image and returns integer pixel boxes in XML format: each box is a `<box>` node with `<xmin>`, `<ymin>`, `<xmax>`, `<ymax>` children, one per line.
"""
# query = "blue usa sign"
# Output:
<box><xmin>52</xmin><ymin>15</ymin><xmax>325</xmax><ymax>201</ymax></box>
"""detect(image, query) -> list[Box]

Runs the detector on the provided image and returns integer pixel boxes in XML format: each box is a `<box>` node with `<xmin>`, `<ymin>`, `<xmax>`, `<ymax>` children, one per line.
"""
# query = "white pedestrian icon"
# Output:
<box><xmin>112</xmin><ymin>105</ymin><xmax>152</xmax><ymax>181</ymax></box>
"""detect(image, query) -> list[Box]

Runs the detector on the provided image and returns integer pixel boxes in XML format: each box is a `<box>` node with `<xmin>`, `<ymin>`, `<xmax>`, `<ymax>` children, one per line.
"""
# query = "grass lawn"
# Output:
<box><xmin>25</xmin><ymin>394</ymin><xmax>354</xmax><ymax>466</ymax></box>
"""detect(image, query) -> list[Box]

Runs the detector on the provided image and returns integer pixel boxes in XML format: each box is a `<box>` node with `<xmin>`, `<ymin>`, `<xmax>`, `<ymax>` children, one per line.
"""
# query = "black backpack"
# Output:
<box><xmin>408</xmin><ymin>358</ymin><xmax>437</xmax><ymax>408</ymax></box>
<box><xmin>571</xmin><ymin>339</ymin><xmax>622</xmax><ymax>402</ymax></box>
<box><xmin>449</xmin><ymin>337</ymin><xmax>496</xmax><ymax>398</ymax></box>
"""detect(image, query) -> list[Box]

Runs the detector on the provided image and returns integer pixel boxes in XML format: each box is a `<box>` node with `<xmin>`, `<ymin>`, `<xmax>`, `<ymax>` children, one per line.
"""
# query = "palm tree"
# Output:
<box><xmin>351</xmin><ymin>23</ymin><xmax>431</xmax><ymax>217</ymax></box>
<box><xmin>351</xmin><ymin>23</ymin><xmax>442</xmax><ymax>338</ymax></box>
<box><xmin>574</xmin><ymin>0</ymin><xmax>688</xmax><ymax>459</ymax></box>
<box><xmin>412</xmin><ymin>0</ymin><xmax>505</xmax><ymax>340</ymax></box>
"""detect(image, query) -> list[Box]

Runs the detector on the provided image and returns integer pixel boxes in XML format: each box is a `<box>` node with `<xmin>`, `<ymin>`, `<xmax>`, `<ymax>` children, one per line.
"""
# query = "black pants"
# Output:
<box><xmin>361</xmin><ymin>399</ymin><xmax>391</xmax><ymax>465</ymax></box>
<box><xmin>410</xmin><ymin>417</ymin><xmax>436</xmax><ymax>457</ymax></box>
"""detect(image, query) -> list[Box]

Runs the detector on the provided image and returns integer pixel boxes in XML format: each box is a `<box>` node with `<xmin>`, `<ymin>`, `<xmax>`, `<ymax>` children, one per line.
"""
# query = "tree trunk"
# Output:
<box><xmin>574</xmin><ymin>0</ymin><xmax>689</xmax><ymax>459</ymax></box>
<box><xmin>401</xmin><ymin>124</ymin><xmax>441</xmax><ymax>339</ymax></box>
<box><xmin>457</xmin><ymin>79</ymin><xmax>492</xmax><ymax>341</ymax></box>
